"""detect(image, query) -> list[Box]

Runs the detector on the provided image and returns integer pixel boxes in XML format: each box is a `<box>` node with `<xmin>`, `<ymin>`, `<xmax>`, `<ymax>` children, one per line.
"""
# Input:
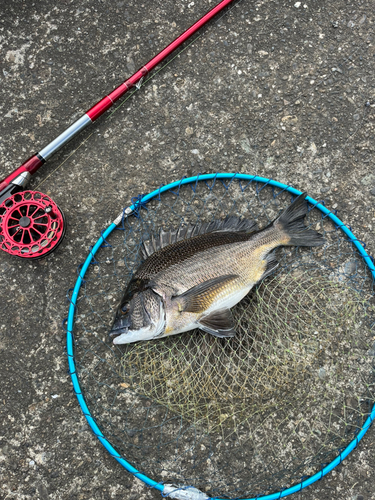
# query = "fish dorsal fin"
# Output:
<box><xmin>174</xmin><ymin>275</ymin><xmax>238</xmax><ymax>314</ymax></box>
<box><xmin>198</xmin><ymin>309</ymin><xmax>236</xmax><ymax>338</ymax></box>
<box><xmin>140</xmin><ymin>216</ymin><xmax>257</xmax><ymax>259</ymax></box>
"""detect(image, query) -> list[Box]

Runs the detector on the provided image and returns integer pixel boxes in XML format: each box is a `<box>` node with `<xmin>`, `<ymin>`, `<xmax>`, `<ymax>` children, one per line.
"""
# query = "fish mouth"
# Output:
<box><xmin>109</xmin><ymin>316</ymin><xmax>155</xmax><ymax>345</ymax></box>
<box><xmin>111</xmin><ymin>326</ymin><xmax>155</xmax><ymax>345</ymax></box>
<box><xmin>109</xmin><ymin>316</ymin><xmax>131</xmax><ymax>341</ymax></box>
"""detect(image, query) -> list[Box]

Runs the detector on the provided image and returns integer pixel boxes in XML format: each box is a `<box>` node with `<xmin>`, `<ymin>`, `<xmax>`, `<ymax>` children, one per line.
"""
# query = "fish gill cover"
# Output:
<box><xmin>69</xmin><ymin>178</ymin><xmax>375</xmax><ymax>499</ymax></box>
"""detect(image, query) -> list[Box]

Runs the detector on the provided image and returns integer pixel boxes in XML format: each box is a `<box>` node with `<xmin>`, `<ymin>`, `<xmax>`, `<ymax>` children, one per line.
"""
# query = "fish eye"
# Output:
<box><xmin>121</xmin><ymin>303</ymin><xmax>130</xmax><ymax>314</ymax></box>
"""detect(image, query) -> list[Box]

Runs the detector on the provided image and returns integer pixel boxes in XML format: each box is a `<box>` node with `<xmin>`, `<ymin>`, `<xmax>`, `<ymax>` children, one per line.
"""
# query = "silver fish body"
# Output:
<box><xmin>110</xmin><ymin>193</ymin><xmax>324</xmax><ymax>344</ymax></box>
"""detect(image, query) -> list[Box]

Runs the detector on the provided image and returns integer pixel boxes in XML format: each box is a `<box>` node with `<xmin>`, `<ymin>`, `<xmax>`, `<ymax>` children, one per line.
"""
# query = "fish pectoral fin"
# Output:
<box><xmin>198</xmin><ymin>309</ymin><xmax>236</xmax><ymax>338</ymax></box>
<box><xmin>175</xmin><ymin>274</ymin><xmax>238</xmax><ymax>314</ymax></box>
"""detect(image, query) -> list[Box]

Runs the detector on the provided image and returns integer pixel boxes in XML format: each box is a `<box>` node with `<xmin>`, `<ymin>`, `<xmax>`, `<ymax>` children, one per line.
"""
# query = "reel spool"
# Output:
<box><xmin>0</xmin><ymin>190</ymin><xmax>66</xmax><ymax>260</ymax></box>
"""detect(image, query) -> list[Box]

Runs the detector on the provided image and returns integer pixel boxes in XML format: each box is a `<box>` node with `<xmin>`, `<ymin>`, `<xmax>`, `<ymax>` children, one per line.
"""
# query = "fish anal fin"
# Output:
<box><xmin>198</xmin><ymin>309</ymin><xmax>236</xmax><ymax>338</ymax></box>
<box><xmin>258</xmin><ymin>253</ymin><xmax>279</xmax><ymax>283</ymax></box>
<box><xmin>175</xmin><ymin>274</ymin><xmax>238</xmax><ymax>314</ymax></box>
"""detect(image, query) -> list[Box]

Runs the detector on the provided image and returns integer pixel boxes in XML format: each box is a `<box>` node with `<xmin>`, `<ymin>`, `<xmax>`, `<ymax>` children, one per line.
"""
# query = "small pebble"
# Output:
<box><xmin>359</xmin><ymin>15</ymin><xmax>367</xmax><ymax>25</ymax></box>
<box><xmin>345</xmin><ymin>261</ymin><xmax>357</xmax><ymax>275</ymax></box>
<box><xmin>361</xmin><ymin>174</ymin><xmax>375</xmax><ymax>186</ymax></box>
<box><xmin>321</xmin><ymin>187</ymin><xmax>330</xmax><ymax>193</ymax></box>
<box><xmin>368</xmin><ymin>342</ymin><xmax>375</xmax><ymax>357</ymax></box>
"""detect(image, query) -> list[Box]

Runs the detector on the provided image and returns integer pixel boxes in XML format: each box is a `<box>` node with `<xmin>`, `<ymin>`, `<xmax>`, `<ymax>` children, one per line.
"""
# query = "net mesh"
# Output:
<box><xmin>70</xmin><ymin>179</ymin><xmax>375</xmax><ymax>498</ymax></box>
<box><xmin>120</xmin><ymin>271</ymin><xmax>373</xmax><ymax>433</ymax></box>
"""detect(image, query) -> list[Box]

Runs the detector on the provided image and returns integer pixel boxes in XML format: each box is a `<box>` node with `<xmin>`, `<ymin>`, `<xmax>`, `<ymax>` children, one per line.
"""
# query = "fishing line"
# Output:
<box><xmin>2</xmin><ymin>0</ymin><xmax>372</xmax><ymax>260</ymax></box>
<box><xmin>35</xmin><ymin>0</ymin><xmax>249</xmax><ymax>192</ymax></box>
<box><xmin>0</xmin><ymin>0</ymin><xmax>240</xmax><ymax>259</ymax></box>
<box><xmin>34</xmin><ymin>30</ymin><xmax>205</xmax><ymax>190</ymax></box>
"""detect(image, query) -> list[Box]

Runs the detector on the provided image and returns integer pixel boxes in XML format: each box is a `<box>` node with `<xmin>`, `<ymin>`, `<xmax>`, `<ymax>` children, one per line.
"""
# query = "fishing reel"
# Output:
<box><xmin>0</xmin><ymin>168</ymin><xmax>66</xmax><ymax>260</ymax></box>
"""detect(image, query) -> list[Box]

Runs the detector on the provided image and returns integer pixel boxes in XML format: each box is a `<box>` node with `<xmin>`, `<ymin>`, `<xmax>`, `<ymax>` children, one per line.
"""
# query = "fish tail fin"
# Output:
<box><xmin>275</xmin><ymin>193</ymin><xmax>325</xmax><ymax>247</ymax></box>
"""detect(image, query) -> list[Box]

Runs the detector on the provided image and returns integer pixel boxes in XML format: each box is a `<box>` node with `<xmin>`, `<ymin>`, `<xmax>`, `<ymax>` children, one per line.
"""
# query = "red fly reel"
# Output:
<box><xmin>0</xmin><ymin>190</ymin><xmax>66</xmax><ymax>259</ymax></box>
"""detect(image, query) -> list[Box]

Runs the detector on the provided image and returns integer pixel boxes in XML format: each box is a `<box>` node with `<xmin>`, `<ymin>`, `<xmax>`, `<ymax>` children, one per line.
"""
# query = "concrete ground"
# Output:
<box><xmin>0</xmin><ymin>0</ymin><xmax>374</xmax><ymax>499</ymax></box>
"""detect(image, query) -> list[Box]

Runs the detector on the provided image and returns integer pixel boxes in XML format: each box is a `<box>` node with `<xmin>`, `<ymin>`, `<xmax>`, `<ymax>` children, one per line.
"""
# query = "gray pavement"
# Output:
<box><xmin>0</xmin><ymin>0</ymin><xmax>374</xmax><ymax>499</ymax></box>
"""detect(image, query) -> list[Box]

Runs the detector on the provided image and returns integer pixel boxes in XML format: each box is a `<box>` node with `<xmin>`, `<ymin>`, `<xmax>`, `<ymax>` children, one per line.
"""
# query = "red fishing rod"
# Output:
<box><xmin>0</xmin><ymin>0</ymin><xmax>236</xmax><ymax>260</ymax></box>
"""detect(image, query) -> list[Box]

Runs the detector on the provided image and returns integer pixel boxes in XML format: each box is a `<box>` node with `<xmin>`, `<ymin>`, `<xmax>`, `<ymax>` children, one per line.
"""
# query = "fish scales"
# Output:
<box><xmin>153</xmin><ymin>231</ymin><xmax>284</xmax><ymax>293</ymax></box>
<box><xmin>110</xmin><ymin>193</ymin><xmax>324</xmax><ymax>344</ymax></box>
<box><xmin>135</xmin><ymin>230</ymin><xmax>253</xmax><ymax>280</ymax></box>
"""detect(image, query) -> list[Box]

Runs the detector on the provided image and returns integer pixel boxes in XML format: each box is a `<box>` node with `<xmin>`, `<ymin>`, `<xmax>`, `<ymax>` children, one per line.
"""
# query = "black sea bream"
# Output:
<box><xmin>110</xmin><ymin>193</ymin><xmax>324</xmax><ymax>344</ymax></box>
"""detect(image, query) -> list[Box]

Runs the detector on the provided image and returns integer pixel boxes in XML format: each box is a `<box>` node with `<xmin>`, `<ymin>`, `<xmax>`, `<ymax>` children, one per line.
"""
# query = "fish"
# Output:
<box><xmin>110</xmin><ymin>193</ymin><xmax>324</xmax><ymax>345</ymax></box>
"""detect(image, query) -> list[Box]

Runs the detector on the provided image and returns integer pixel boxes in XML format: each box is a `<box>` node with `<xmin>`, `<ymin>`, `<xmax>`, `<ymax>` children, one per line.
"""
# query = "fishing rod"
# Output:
<box><xmin>0</xmin><ymin>0</ymin><xmax>236</xmax><ymax>260</ymax></box>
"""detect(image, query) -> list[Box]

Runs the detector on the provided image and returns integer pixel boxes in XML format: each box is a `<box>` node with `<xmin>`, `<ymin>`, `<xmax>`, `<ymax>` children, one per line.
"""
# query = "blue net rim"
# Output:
<box><xmin>66</xmin><ymin>173</ymin><xmax>375</xmax><ymax>500</ymax></box>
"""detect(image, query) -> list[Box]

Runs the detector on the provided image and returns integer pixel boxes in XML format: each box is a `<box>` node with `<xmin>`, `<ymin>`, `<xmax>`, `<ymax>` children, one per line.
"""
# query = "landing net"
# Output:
<box><xmin>67</xmin><ymin>175</ymin><xmax>375</xmax><ymax>499</ymax></box>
